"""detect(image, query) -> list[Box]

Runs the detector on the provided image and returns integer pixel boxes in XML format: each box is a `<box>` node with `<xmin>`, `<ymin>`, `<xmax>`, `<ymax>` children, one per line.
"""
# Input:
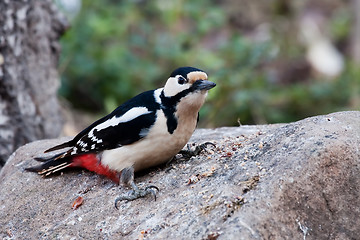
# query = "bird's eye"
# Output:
<box><xmin>178</xmin><ymin>76</ymin><xmax>187</xmax><ymax>85</ymax></box>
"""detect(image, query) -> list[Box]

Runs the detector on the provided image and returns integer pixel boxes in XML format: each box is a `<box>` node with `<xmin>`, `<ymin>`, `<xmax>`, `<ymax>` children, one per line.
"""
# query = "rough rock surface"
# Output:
<box><xmin>1</xmin><ymin>111</ymin><xmax>359</xmax><ymax>239</ymax></box>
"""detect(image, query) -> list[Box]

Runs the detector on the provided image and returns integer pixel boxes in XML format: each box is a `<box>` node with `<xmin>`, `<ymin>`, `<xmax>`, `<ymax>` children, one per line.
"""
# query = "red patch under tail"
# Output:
<box><xmin>71</xmin><ymin>154</ymin><xmax>120</xmax><ymax>183</ymax></box>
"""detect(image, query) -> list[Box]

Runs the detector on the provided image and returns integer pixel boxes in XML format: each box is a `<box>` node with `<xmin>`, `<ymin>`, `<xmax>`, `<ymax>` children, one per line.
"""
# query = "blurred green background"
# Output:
<box><xmin>56</xmin><ymin>0</ymin><xmax>360</xmax><ymax>128</ymax></box>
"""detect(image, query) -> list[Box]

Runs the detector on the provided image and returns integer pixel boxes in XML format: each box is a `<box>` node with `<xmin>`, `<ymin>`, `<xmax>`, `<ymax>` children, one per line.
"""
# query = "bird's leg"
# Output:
<box><xmin>178</xmin><ymin>142</ymin><xmax>216</xmax><ymax>160</ymax></box>
<box><xmin>115</xmin><ymin>167</ymin><xmax>159</xmax><ymax>209</ymax></box>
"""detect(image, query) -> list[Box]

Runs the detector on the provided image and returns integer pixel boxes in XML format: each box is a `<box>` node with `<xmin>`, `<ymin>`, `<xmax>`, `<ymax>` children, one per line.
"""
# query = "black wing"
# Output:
<box><xmin>74</xmin><ymin>109</ymin><xmax>157</xmax><ymax>153</ymax></box>
<box><xmin>44</xmin><ymin>114</ymin><xmax>113</xmax><ymax>153</ymax></box>
<box><xmin>45</xmin><ymin>90</ymin><xmax>161</xmax><ymax>156</ymax></box>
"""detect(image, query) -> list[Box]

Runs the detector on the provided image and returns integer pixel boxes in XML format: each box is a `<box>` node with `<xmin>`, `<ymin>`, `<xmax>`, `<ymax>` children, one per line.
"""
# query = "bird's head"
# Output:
<box><xmin>162</xmin><ymin>67</ymin><xmax>216</xmax><ymax>115</ymax></box>
<box><xmin>163</xmin><ymin>67</ymin><xmax>216</xmax><ymax>98</ymax></box>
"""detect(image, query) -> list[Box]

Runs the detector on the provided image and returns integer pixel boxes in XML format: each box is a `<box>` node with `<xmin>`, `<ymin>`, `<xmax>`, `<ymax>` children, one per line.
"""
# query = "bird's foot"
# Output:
<box><xmin>115</xmin><ymin>183</ymin><xmax>159</xmax><ymax>209</ymax></box>
<box><xmin>178</xmin><ymin>142</ymin><xmax>216</xmax><ymax>160</ymax></box>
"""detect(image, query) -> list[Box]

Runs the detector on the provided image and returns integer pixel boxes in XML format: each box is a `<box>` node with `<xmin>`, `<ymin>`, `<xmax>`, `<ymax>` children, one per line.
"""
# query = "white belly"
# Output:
<box><xmin>101</xmin><ymin>110</ymin><xmax>197</xmax><ymax>172</ymax></box>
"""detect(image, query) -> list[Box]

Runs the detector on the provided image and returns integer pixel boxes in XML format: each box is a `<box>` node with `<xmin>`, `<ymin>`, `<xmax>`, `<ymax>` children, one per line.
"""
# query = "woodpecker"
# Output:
<box><xmin>26</xmin><ymin>67</ymin><xmax>216</xmax><ymax>206</ymax></box>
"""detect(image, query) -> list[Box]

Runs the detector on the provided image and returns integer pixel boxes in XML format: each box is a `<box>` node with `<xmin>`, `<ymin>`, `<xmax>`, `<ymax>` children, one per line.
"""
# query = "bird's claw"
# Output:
<box><xmin>179</xmin><ymin>142</ymin><xmax>216</xmax><ymax>159</ymax></box>
<box><xmin>114</xmin><ymin>185</ymin><xmax>159</xmax><ymax>209</ymax></box>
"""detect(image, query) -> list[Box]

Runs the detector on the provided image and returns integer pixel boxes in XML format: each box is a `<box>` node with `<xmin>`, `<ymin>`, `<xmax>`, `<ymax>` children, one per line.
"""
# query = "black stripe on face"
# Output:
<box><xmin>159</xmin><ymin>85</ymin><xmax>198</xmax><ymax>134</ymax></box>
<box><xmin>160</xmin><ymin>78</ymin><xmax>215</xmax><ymax>134</ymax></box>
<box><xmin>160</xmin><ymin>91</ymin><xmax>179</xmax><ymax>134</ymax></box>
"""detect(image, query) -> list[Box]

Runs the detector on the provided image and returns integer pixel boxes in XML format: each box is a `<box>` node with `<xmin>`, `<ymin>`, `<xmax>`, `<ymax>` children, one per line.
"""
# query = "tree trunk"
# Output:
<box><xmin>0</xmin><ymin>0</ymin><xmax>68</xmax><ymax>167</ymax></box>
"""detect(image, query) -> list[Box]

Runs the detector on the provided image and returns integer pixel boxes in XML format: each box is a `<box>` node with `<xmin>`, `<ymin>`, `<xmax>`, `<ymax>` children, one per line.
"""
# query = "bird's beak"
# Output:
<box><xmin>194</xmin><ymin>80</ymin><xmax>216</xmax><ymax>91</ymax></box>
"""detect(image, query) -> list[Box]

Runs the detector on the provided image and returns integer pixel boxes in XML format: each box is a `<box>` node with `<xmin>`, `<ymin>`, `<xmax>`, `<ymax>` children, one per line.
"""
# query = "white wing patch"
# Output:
<box><xmin>154</xmin><ymin>88</ymin><xmax>163</xmax><ymax>104</ymax></box>
<box><xmin>71</xmin><ymin>107</ymin><xmax>152</xmax><ymax>154</ymax></box>
<box><xmin>87</xmin><ymin>107</ymin><xmax>151</xmax><ymax>142</ymax></box>
<box><xmin>139</xmin><ymin>128</ymin><xmax>150</xmax><ymax>138</ymax></box>
<box><xmin>71</xmin><ymin>147</ymin><xmax>78</xmax><ymax>155</ymax></box>
<box><xmin>78</xmin><ymin>141</ymin><xmax>87</xmax><ymax>148</ymax></box>
<box><xmin>89</xmin><ymin>134</ymin><xmax>103</xmax><ymax>144</ymax></box>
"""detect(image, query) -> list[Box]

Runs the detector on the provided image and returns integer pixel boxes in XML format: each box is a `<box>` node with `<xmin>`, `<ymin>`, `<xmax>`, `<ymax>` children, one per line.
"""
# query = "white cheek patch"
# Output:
<box><xmin>163</xmin><ymin>77</ymin><xmax>191</xmax><ymax>97</ymax></box>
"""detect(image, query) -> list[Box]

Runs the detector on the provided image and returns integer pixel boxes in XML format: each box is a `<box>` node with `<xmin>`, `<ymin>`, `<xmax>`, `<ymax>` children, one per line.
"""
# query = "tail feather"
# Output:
<box><xmin>33</xmin><ymin>152</ymin><xmax>65</xmax><ymax>162</ymax></box>
<box><xmin>44</xmin><ymin>140</ymin><xmax>74</xmax><ymax>153</ymax></box>
<box><xmin>27</xmin><ymin>152</ymin><xmax>120</xmax><ymax>183</ymax></box>
<box><xmin>26</xmin><ymin>152</ymin><xmax>72</xmax><ymax>176</ymax></box>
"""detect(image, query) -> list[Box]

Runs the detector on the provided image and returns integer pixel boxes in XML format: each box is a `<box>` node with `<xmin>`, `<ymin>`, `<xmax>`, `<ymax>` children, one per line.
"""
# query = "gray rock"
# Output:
<box><xmin>0</xmin><ymin>111</ymin><xmax>359</xmax><ymax>239</ymax></box>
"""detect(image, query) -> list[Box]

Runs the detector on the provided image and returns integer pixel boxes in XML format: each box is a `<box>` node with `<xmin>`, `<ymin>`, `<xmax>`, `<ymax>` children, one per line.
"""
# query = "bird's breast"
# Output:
<box><xmin>101</xmin><ymin>109</ymin><xmax>198</xmax><ymax>172</ymax></box>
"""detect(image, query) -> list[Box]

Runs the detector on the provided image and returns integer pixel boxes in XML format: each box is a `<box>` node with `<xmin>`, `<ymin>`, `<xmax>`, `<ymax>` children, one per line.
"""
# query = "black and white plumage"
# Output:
<box><xmin>27</xmin><ymin>66</ymin><xmax>216</xmax><ymax>203</ymax></box>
